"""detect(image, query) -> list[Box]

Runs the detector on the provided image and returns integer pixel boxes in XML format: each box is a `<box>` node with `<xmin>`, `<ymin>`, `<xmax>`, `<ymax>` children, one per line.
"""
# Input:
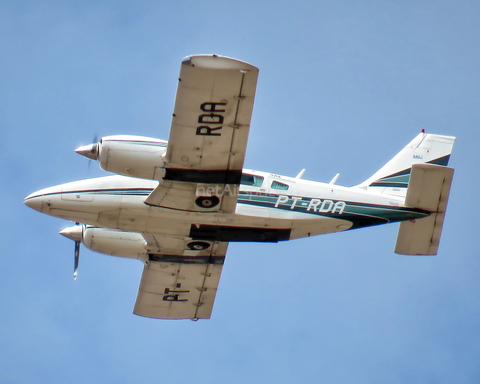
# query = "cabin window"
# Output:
<box><xmin>271</xmin><ymin>181</ymin><xmax>289</xmax><ymax>190</ymax></box>
<box><xmin>241</xmin><ymin>174</ymin><xmax>264</xmax><ymax>187</ymax></box>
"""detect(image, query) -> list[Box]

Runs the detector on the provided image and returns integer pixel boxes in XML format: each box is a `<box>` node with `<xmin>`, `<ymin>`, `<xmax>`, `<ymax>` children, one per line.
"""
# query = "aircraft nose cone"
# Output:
<box><xmin>24</xmin><ymin>193</ymin><xmax>44</xmax><ymax>212</ymax></box>
<box><xmin>24</xmin><ymin>185</ymin><xmax>61</xmax><ymax>213</ymax></box>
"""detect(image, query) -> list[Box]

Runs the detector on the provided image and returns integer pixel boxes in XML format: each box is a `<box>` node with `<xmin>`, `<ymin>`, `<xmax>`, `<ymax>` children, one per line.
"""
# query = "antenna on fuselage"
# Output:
<box><xmin>295</xmin><ymin>169</ymin><xmax>306</xmax><ymax>179</ymax></box>
<box><xmin>329</xmin><ymin>173</ymin><xmax>340</xmax><ymax>185</ymax></box>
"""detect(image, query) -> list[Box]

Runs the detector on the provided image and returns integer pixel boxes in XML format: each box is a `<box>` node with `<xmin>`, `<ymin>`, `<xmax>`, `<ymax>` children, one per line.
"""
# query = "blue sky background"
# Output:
<box><xmin>1</xmin><ymin>1</ymin><xmax>479</xmax><ymax>383</ymax></box>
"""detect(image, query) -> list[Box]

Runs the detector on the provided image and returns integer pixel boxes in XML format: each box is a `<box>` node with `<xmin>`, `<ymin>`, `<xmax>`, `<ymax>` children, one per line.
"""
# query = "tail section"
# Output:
<box><xmin>357</xmin><ymin>132</ymin><xmax>456</xmax><ymax>198</ymax></box>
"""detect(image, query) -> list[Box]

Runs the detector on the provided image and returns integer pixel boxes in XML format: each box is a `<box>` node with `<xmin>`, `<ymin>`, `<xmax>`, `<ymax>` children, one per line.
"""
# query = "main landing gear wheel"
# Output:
<box><xmin>187</xmin><ymin>241</ymin><xmax>211</xmax><ymax>251</ymax></box>
<box><xmin>195</xmin><ymin>196</ymin><xmax>220</xmax><ymax>208</ymax></box>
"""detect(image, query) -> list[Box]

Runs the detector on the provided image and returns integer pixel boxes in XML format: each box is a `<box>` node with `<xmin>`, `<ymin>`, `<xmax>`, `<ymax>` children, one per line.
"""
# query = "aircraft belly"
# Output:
<box><xmin>236</xmin><ymin>202</ymin><xmax>353</xmax><ymax>239</ymax></box>
<box><xmin>91</xmin><ymin>201</ymin><xmax>295</xmax><ymax>238</ymax></box>
<box><xmin>289</xmin><ymin>217</ymin><xmax>353</xmax><ymax>239</ymax></box>
<box><xmin>49</xmin><ymin>208</ymin><xmax>99</xmax><ymax>224</ymax></box>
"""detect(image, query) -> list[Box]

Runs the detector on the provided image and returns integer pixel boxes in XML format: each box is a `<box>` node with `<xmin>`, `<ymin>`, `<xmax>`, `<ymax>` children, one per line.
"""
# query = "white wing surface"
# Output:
<box><xmin>134</xmin><ymin>237</ymin><xmax>228</xmax><ymax>319</ymax></box>
<box><xmin>145</xmin><ymin>54</ymin><xmax>259</xmax><ymax>212</ymax></box>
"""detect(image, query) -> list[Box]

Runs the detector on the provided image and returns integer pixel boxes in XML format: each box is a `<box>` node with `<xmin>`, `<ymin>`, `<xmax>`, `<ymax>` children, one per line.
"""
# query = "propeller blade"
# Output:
<box><xmin>74</xmin><ymin>241</ymin><xmax>80</xmax><ymax>280</ymax></box>
<box><xmin>59</xmin><ymin>223</ymin><xmax>83</xmax><ymax>280</ymax></box>
<box><xmin>87</xmin><ymin>134</ymin><xmax>98</xmax><ymax>170</ymax></box>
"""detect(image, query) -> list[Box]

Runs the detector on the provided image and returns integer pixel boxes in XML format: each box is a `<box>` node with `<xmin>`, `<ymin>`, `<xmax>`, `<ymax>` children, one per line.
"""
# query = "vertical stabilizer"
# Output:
<box><xmin>357</xmin><ymin>132</ymin><xmax>455</xmax><ymax>198</ymax></box>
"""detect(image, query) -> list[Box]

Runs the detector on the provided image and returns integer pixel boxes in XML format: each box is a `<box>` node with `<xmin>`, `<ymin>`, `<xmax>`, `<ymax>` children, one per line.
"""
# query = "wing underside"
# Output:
<box><xmin>133</xmin><ymin>254</ymin><xmax>225</xmax><ymax>320</ymax></box>
<box><xmin>134</xmin><ymin>234</ymin><xmax>228</xmax><ymax>319</ymax></box>
<box><xmin>145</xmin><ymin>55</ymin><xmax>259</xmax><ymax>213</ymax></box>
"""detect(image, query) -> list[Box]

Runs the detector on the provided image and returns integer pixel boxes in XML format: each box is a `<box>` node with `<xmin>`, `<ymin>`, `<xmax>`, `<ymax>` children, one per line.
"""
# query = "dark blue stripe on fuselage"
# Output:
<box><xmin>369</xmin><ymin>155</ymin><xmax>451</xmax><ymax>188</ymax></box>
<box><xmin>368</xmin><ymin>182</ymin><xmax>409</xmax><ymax>188</ymax></box>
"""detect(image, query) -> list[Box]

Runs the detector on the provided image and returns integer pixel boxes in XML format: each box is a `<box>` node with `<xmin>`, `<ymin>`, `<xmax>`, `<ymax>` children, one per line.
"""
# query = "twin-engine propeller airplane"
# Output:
<box><xmin>24</xmin><ymin>54</ymin><xmax>456</xmax><ymax>320</ymax></box>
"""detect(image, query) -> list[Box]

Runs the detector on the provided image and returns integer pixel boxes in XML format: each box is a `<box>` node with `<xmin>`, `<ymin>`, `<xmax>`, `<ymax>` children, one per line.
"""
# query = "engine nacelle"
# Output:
<box><xmin>99</xmin><ymin>135</ymin><xmax>167</xmax><ymax>179</ymax></box>
<box><xmin>83</xmin><ymin>226</ymin><xmax>148</xmax><ymax>261</ymax></box>
<box><xmin>77</xmin><ymin>135</ymin><xmax>168</xmax><ymax>179</ymax></box>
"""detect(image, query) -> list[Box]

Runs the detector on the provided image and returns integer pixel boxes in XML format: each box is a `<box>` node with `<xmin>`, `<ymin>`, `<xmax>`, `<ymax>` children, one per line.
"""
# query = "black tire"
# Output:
<box><xmin>187</xmin><ymin>241</ymin><xmax>211</xmax><ymax>251</ymax></box>
<box><xmin>195</xmin><ymin>196</ymin><xmax>220</xmax><ymax>208</ymax></box>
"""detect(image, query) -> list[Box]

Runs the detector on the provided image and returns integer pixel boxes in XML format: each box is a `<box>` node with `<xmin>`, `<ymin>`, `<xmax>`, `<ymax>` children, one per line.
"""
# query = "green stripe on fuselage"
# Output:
<box><xmin>237</xmin><ymin>192</ymin><xmax>429</xmax><ymax>229</ymax></box>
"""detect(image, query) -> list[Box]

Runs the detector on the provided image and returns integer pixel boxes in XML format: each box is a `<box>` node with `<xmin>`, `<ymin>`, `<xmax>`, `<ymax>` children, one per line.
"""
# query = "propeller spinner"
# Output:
<box><xmin>75</xmin><ymin>134</ymin><xmax>99</xmax><ymax>163</ymax></box>
<box><xmin>75</xmin><ymin>142</ymin><xmax>99</xmax><ymax>160</ymax></box>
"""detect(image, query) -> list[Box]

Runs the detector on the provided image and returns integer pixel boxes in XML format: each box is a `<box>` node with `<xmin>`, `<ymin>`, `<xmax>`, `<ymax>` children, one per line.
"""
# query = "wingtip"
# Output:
<box><xmin>181</xmin><ymin>54</ymin><xmax>258</xmax><ymax>71</ymax></box>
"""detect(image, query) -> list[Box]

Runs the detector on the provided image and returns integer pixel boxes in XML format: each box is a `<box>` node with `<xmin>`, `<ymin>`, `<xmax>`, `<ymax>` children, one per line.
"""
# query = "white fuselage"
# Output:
<box><xmin>24</xmin><ymin>169</ymin><xmax>423</xmax><ymax>242</ymax></box>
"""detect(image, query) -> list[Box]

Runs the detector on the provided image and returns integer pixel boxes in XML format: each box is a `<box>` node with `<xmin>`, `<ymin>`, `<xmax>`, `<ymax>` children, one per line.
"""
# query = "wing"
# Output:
<box><xmin>133</xmin><ymin>234</ymin><xmax>227</xmax><ymax>319</ymax></box>
<box><xmin>145</xmin><ymin>54</ymin><xmax>259</xmax><ymax>212</ymax></box>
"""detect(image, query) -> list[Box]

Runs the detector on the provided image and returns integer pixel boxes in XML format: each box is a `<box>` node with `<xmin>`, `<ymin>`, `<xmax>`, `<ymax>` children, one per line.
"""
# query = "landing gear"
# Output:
<box><xmin>187</xmin><ymin>241</ymin><xmax>211</xmax><ymax>251</ymax></box>
<box><xmin>195</xmin><ymin>196</ymin><xmax>220</xmax><ymax>208</ymax></box>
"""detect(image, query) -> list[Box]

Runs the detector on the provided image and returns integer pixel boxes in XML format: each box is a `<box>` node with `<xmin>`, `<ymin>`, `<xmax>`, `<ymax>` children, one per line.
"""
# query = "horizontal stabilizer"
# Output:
<box><xmin>395</xmin><ymin>163</ymin><xmax>454</xmax><ymax>255</ymax></box>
